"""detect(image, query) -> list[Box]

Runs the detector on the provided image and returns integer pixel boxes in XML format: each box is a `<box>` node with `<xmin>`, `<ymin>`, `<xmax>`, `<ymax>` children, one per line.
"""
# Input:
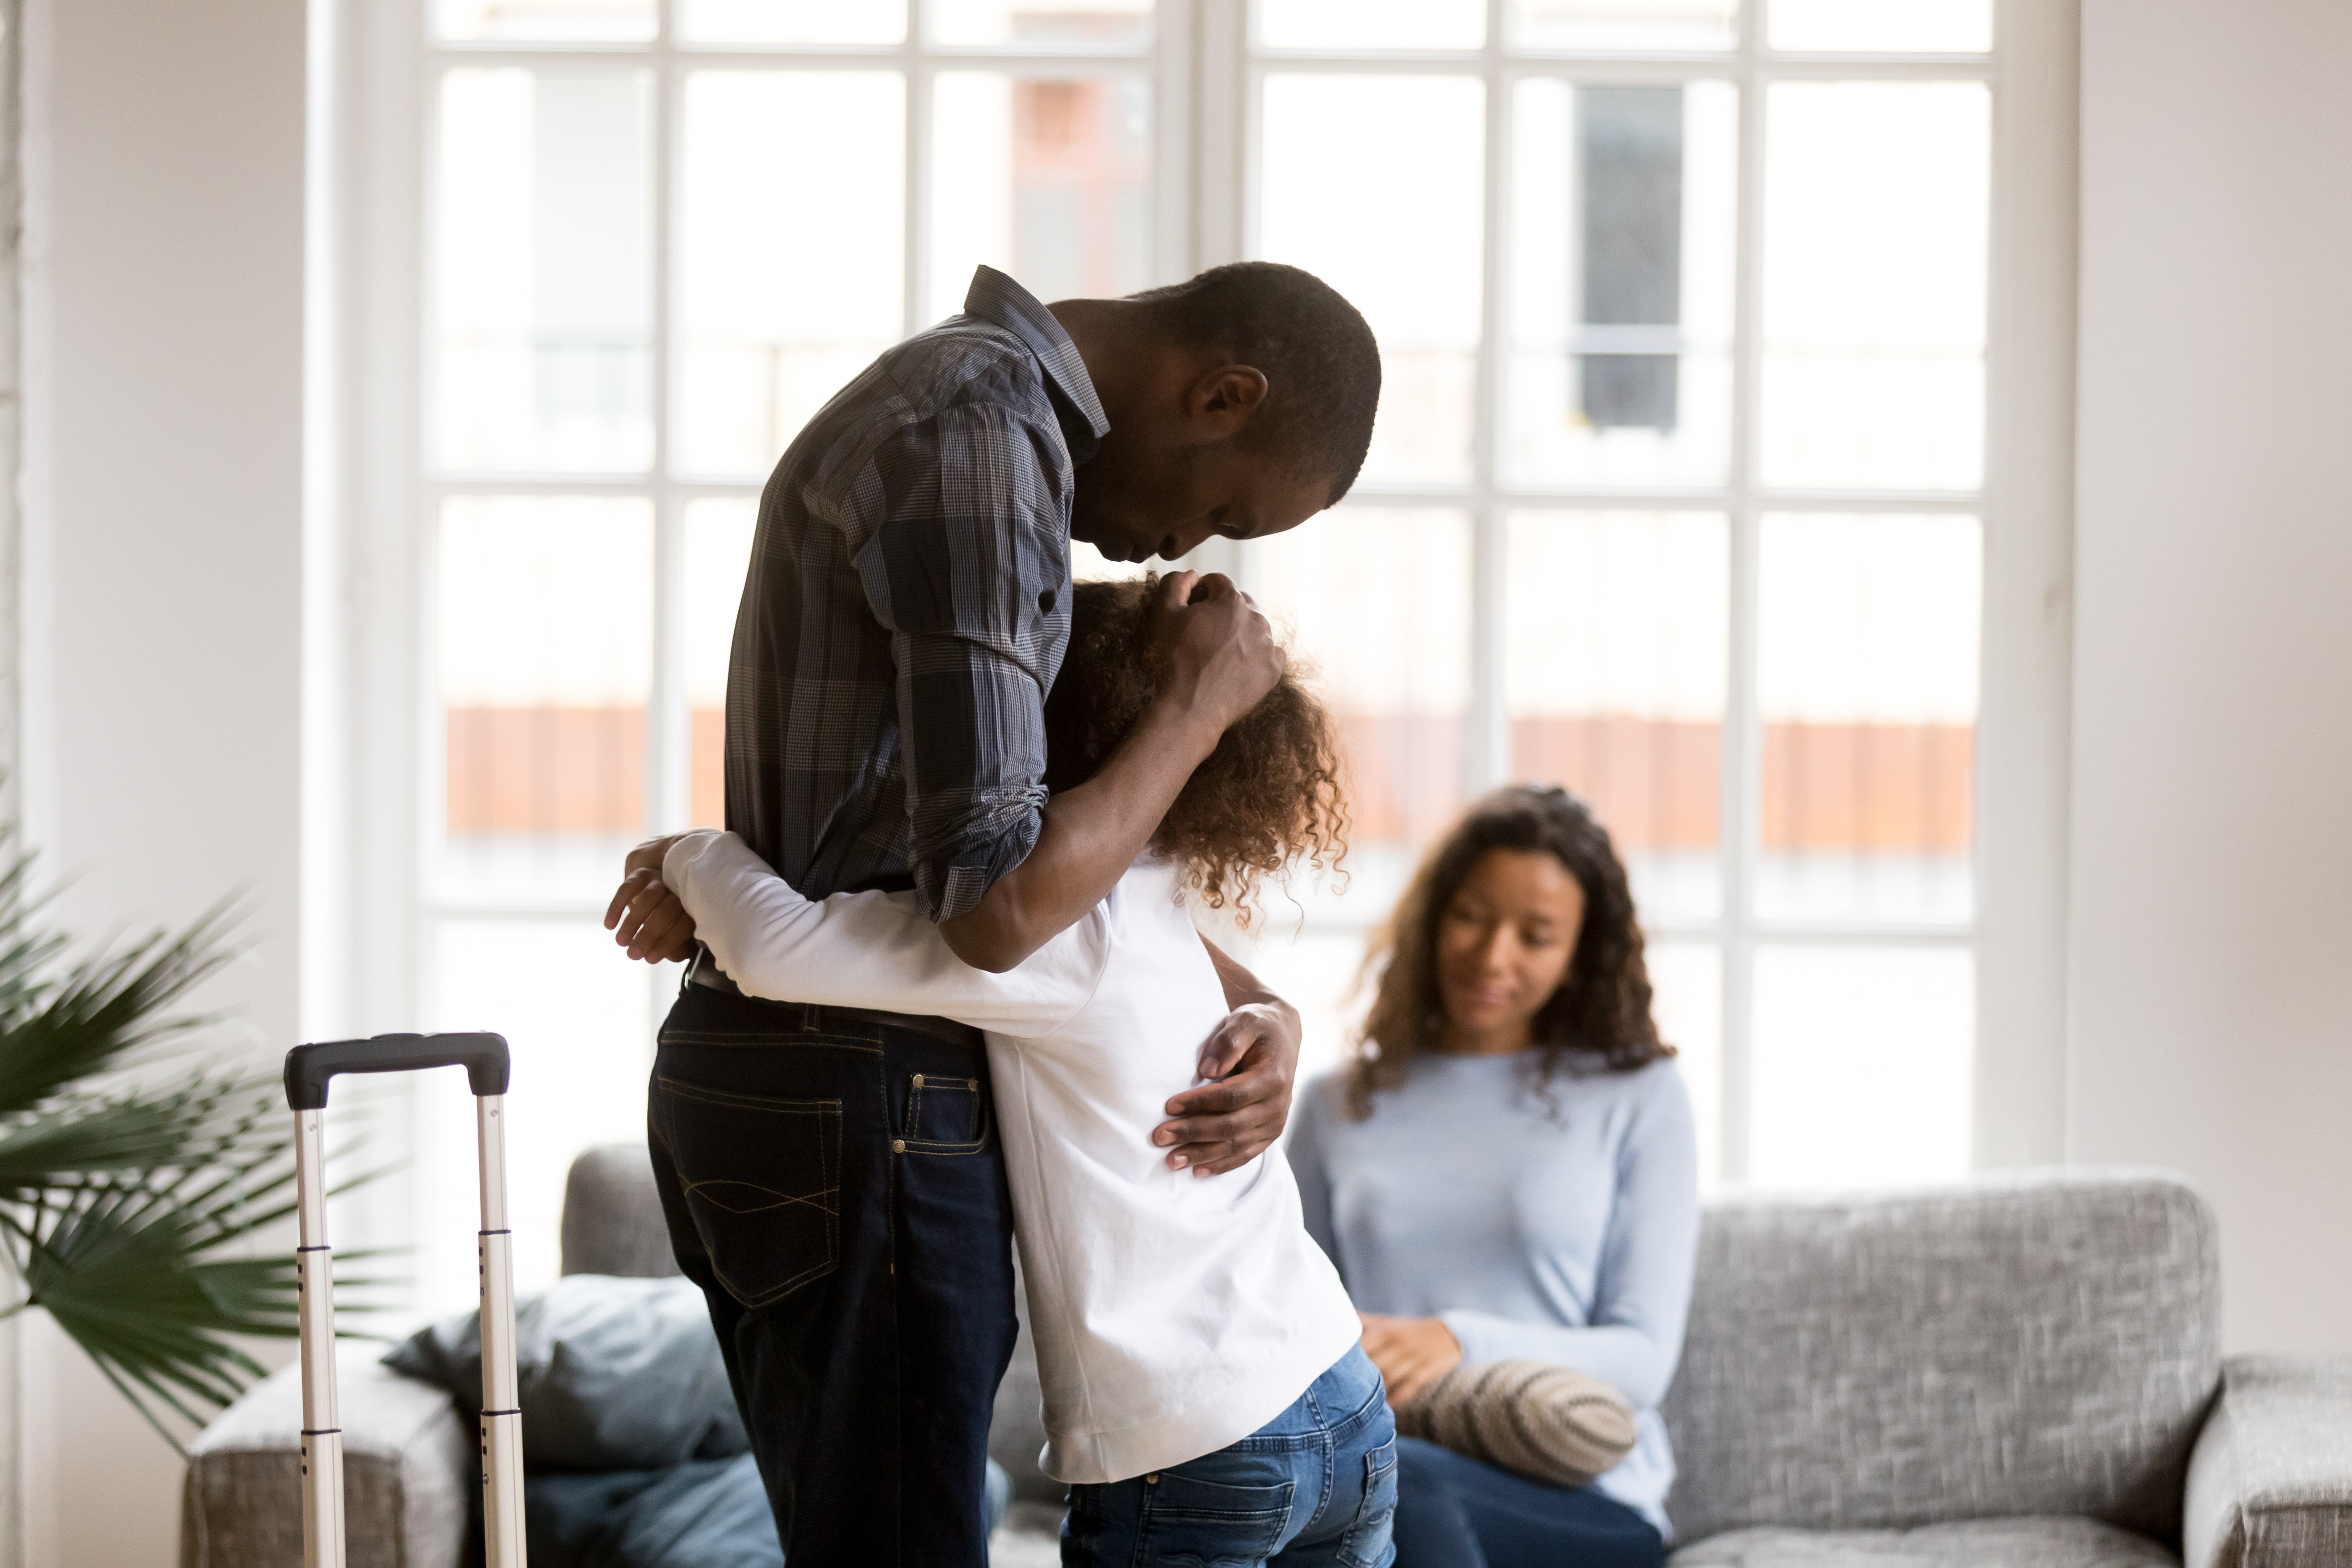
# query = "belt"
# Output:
<box><xmin>687</xmin><ymin>952</ymin><xmax>983</xmax><ymax>1050</ymax></box>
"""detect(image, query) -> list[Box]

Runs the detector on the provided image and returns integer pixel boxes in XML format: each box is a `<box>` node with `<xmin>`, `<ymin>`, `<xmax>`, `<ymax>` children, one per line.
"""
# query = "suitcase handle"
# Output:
<box><xmin>284</xmin><ymin>1032</ymin><xmax>511</xmax><ymax>1110</ymax></box>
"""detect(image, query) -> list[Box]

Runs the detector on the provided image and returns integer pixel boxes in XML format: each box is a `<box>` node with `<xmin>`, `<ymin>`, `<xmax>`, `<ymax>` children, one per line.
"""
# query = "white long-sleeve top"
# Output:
<box><xmin>664</xmin><ymin>829</ymin><xmax>1361</xmax><ymax>1485</ymax></box>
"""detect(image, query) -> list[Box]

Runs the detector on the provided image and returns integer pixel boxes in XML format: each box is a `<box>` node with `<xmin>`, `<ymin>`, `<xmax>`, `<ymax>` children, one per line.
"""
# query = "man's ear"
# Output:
<box><xmin>1188</xmin><ymin>365</ymin><xmax>1271</xmax><ymax>432</ymax></box>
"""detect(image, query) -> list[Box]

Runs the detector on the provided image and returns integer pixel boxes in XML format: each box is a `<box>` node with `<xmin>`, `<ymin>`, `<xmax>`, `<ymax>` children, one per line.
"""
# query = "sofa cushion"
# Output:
<box><xmin>562</xmin><ymin>1143</ymin><xmax>682</xmax><ymax>1280</ymax></box>
<box><xmin>386</xmin><ymin>1273</ymin><xmax>747</xmax><ymax>1472</ymax></box>
<box><xmin>1661</xmin><ymin>1171</ymin><xmax>2219</xmax><ymax>1543</ymax></box>
<box><xmin>1669</xmin><ymin>1516</ymin><xmax>2180</xmax><ymax>1567</ymax></box>
<box><xmin>181</xmin><ymin>1345</ymin><xmax>472</xmax><ymax>1568</ymax></box>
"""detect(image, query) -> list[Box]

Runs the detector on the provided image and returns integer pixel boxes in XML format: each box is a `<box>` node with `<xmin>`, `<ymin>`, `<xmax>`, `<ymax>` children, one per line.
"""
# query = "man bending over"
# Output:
<box><xmin>607</xmin><ymin>263</ymin><xmax>1381</xmax><ymax>1566</ymax></box>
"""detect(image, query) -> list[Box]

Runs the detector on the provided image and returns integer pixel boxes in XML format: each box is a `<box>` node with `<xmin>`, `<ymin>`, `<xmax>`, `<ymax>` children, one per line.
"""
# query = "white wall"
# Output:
<box><xmin>2071</xmin><ymin>0</ymin><xmax>2352</xmax><ymax>1355</ymax></box>
<box><xmin>15</xmin><ymin>0</ymin><xmax>307</xmax><ymax>1559</ymax></box>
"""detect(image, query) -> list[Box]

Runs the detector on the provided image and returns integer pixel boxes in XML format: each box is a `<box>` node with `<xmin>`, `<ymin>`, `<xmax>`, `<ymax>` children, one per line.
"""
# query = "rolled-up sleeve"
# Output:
<box><xmin>854</xmin><ymin>399</ymin><xmax>1072</xmax><ymax>922</ymax></box>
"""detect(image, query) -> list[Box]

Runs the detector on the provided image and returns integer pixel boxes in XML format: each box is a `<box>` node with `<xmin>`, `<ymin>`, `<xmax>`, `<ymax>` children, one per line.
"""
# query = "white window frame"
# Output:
<box><xmin>309</xmin><ymin>0</ymin><xmax>2076</xmax><ymax>1234</ymax></box>
<box><xmin>1195</xmin><ymin>0</ymin><xmax>2078</xmax><ymax>1181</ymax></box>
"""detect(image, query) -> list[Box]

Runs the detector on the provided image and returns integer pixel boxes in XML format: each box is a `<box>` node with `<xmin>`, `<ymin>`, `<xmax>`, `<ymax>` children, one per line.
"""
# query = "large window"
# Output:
<box><xmin>414</xmin><ymin>0</ymin><xmax>1180</xmax><ymax>1304</ymax></box>
<box><xmin>393</xmin><ymin>0</ymin><xmax>2039</xmax><ymax>1304</ymax></box>
<box><xmin>1231</xmin><ymin>2</ymin><xmax>1997</xmax><ymax>1195</ymax></box>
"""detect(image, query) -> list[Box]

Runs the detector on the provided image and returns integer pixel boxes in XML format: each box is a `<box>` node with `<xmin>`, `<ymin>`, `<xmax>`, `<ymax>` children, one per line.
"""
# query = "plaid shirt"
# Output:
<box><xmin>723</xmin><ymin>268</ymin><xmax>1109</xmax><ymax>923</ymax></box>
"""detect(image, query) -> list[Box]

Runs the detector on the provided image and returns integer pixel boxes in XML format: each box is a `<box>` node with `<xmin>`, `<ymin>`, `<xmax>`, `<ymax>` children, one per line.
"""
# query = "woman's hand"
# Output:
<box><xmin>1359</xmin><ymin>1313</ymin><xmax>1463</xmax><ymax>1407</ymax></box>
<box><xmin>604</xmin><ymin>835</ymin><xmax>697</xmax><ymax>963</ymax></box>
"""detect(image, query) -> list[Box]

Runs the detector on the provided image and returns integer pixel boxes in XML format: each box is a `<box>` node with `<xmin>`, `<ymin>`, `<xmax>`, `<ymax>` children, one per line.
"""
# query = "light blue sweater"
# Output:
<box><xmin>1289</xmin><ymin>1050</ymin><xmax>1699</xmax><ymax>1534</ymax></box>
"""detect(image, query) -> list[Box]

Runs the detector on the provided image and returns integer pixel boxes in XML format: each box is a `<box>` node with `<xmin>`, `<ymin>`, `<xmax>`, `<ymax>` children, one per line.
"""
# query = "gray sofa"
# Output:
<box><xmin>183</xmin><ymin>1148</ymin><xmax>2352</xmax><ymax>1567</ymax></box>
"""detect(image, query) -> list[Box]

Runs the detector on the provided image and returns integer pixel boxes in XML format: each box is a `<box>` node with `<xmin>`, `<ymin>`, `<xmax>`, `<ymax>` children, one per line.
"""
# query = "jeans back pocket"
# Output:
<box><xmin>1339</xmin><ymin>1435</ymin><xmax>1399</xmax><ymax>1568</ymax></box>
<box><xmin>1138</xmin><ymin>1471</ymin><xmax>1294</xmax><ymax>1568</ymax></box>
<box><xmin>902</xmin><ymin>1071</ymin><xmax>986</xmax><ymax>1153</ymax></box>
<box><xmin>653</xmin><ymin>1075</ymin><xmax>841</xmax><ymax>1309</ymax></box>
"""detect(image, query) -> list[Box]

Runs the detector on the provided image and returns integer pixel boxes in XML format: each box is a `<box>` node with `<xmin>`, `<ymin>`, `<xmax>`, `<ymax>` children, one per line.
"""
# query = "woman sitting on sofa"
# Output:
<box><xmin>1289</xmin><ymin>786</ymin><xmax>1699</xmax><ymax>1568</ymax></box>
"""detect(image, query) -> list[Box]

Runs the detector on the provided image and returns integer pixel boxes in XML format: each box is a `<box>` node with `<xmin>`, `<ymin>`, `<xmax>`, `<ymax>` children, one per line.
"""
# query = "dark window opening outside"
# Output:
<box><xmin>1579</xmin><ymin>86</ymin><xmax>1684</xmax><ymax>433</ymax></box>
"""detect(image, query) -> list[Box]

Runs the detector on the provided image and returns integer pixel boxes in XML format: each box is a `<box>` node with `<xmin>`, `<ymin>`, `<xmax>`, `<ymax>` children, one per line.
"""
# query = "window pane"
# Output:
<box><xmin>679</xmin><ymin>72</ymin><xmax>906</xmax><ymax>479</ymax></box>
<box><xmin>1507</xmin><ymin>513</ymin><xmax>1727</xmax><ymax>919</ymax></box>
<box><xmin>1260</xmin><ymin>76</ymin><xmax>1484</xmax><ymax>485</ymax></box>
<box><xmin>1645</xmin><ymin>942</ymin><xmax>1722</xmax><ymax>1190</ymax></box>
<box><xmin>1507</xmin><ymin>79</ymin><xmax>1736</xmax><ymax>488</ymax></box>
<box><xmin>932</xmin><ymin>74</ymin><xmax>1153</xmax><ymax>325</ymax></box>
<box><xmin>1761</xmin><ymin>82</ymin><xmax>1988</xmax><ymax>489</ymax></box>
<box><xmin>419</xmin><ymin>919</ymin><xmax>657</xmax><ymax>1307</ymax></box>
<box><xmin>438</xmin><ymin>496</ymin><xmax>653</xmax><ymax>898</ymax></box>
<box><xmin>686</xmin><ymin>498</ymin><xmax>758</xmax><ymax>829</ymax></box>
<box><xmin>682</xmin><ymin>0</ymin><xmax>905</xmax><ymax>42</ymax></box>
<box><xmin>436</xmin><ymin>69</ymin><xmax>653</xmax><ymax>474</ymax></box>
<box><xmin>1770</xmin><ymin>0</ymin><xmax>1990</xmax><ymax>53</ymax></box>
<box><xmin>1757</xmin><ymin>514</ymin><xmax>1980</xmax><ymax>922</ymax></box>
<box><xmin>932</xmin><ymin>0</ymin><xmax>1151</xmax><ymax>49</ymax></box>
<box><xmin>1511</xmin><ymin>0</ymin><xmax>1737</xmax><ymax>52</ymax></box>
<box><xmin>437</xmin><ymin>0</ymin><xmax>654</xmax><ymax>42</ymax></box>
<box><xmin>1749</xmin><ymin>945</ymin><xmax>1972</xmax><ymax>1187</ymax></box>
<box><xmin>1249</xmin><ymin>509</ymin><xmax>1472</xmax><ymax>908</ymax></box>
<box><xmin>1258</xmin><ymin>0</ymin><xmax>1484</xmax><ymax>50</ymax></box>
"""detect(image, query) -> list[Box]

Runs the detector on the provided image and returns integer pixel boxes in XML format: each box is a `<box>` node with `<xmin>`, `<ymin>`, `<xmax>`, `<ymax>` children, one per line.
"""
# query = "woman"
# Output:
<box><xmin>1289</xmin><ymin>786</ymin><xmax>1699</xmax><ymax>1568</ymax></box>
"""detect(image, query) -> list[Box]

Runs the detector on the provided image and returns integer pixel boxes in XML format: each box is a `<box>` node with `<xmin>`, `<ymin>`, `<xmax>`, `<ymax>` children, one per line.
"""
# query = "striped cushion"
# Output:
<box><xmin>1394</xmin><ymin>1360</ymin><xmax>1638</xmax><ymax>1488</ymax></box>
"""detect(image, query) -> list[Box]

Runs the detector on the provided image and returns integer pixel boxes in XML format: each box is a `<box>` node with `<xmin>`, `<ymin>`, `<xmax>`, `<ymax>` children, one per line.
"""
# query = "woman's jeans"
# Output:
<box><xmin>1388</xmin><ymin>1436</ymin><xmax>1663</xmax><ymax>1568</ymax></box>
<box><xmin>1061</xmin><ymin>1344</ymin><xmax>1400</xmax><ymax>1568</ymax></box>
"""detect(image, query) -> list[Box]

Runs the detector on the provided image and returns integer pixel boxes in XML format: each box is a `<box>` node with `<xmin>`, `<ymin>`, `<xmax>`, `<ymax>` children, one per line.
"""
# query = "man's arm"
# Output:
<box><xmin>606</xmin><ymin>570</ymin><xmax>1280</xmax><ymax>972</ymax></box>
<box><xmin>1146</xmin><ymin>934</ymin><xmax>1303</xmax><ymax>1176</ymax></box>
<box><xmin>937</xmin><ymin>570</ymin><xmax>1282</xmax><ymax>972</ymax></box>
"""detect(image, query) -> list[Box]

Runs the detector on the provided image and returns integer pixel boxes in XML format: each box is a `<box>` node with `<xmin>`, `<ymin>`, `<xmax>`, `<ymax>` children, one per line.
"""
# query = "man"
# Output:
<box><xmin>607</xmin><ymin>262</ymin><xmax>1380</xmax><ymax>1566</ymax></box>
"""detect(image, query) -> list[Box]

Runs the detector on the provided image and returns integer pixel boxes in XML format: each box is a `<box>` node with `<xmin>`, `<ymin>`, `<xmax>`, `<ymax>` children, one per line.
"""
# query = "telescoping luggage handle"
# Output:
<box><xmin>284</xmin><ymin>1033</ymin><xmax>525</xmax><ymax>1568</ymax></box>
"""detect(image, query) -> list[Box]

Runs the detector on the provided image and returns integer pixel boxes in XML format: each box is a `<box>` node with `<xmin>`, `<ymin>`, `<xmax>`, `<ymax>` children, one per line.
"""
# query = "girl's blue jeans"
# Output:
<box><xmin>1059</xmin><ymin>1344</ymin><xmax>1400</xmax><ymax>1568</ymax></box>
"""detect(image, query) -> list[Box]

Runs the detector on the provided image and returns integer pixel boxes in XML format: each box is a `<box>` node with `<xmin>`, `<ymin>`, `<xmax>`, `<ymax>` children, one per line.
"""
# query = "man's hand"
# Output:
<box><xmin>936</xmin><ymin>572</ymin><xmax>1284</xmax><ymax>974</ymax></box>
<box><xmin>1151</xmin><ymin>999</ymin><xmax>1300</xmax><ymax>1176</ymax></box>
<box><xmin>1359</xmin><ymin>1313</ymin><xmax>1463</xmax><ymax>1408</ymax></box>
<box><xmin>603</xmin><ymin>834</ymin><xmax>697</xmax><ymax>964</ymax></box>
<box><xmin>1146</xmin><ymin>570</ymin><xmax>1285</xmax><ymax>738</ymax></box>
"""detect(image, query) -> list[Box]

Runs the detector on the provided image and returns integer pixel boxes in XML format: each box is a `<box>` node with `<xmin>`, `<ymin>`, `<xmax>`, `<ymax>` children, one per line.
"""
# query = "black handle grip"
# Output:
<box><xmin>285</xmin><ymin>1033</ymin><xmax>511</xmax><ymax>1111</ymax></box>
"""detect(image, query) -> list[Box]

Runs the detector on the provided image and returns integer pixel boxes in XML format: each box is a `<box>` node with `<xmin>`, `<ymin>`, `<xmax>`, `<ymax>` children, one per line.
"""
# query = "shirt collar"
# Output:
<box><xmin>962</xmin><ymin>265</ymin><xmax>1111</xmax><ymax>464</ymax></box>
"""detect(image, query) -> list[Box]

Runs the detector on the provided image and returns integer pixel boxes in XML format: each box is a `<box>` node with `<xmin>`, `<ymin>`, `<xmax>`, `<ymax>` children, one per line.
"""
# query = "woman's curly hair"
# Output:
<box><xmin>1349</xmin><ymin>785</ymin><xmax>1671</xmax><ymax>1117</ymax></box>
<box><xmin>1042</xmin><ymin>575</ymin><xmax>1348</xmax><ymax>924</ymax></box>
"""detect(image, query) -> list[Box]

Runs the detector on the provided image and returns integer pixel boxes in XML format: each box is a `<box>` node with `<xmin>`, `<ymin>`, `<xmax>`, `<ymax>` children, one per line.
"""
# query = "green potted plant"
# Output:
<box><xmin>0</xmin><ymin>829</ymin><xmax>368</xmax><ymax>1450</ymax></box>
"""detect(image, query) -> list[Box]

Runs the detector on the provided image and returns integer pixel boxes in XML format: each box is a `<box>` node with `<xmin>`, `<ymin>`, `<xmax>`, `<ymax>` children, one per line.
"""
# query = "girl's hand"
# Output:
<box><xmin>605</xmin><ymin>836</ymin><xmax>697</xmax><ymax>962</ymax></box>
<box><xmin>1358</xmin><ymin>1312</ymin><xmax>1462</xmax><ymax>1407</ymax></box>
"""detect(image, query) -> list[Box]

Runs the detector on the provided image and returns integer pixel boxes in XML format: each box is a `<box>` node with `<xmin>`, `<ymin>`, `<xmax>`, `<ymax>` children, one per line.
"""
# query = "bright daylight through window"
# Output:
<box><xmin>416</xmin><ymin>0</ymin><xmax>1996</xmax><ymax>1304</ymax></box>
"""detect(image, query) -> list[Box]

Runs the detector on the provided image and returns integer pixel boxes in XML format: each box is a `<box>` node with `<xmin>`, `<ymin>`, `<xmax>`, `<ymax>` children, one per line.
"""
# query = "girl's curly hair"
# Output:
<box><xmin>1042</xmin><ymin>576</ymin><xmax>1348</xmax><ymax>924</ymax></box>
<box><xmin>1349</xmin><ymin>785</ymin><xmax>1671</xmax><ymax>1118</ymax></box>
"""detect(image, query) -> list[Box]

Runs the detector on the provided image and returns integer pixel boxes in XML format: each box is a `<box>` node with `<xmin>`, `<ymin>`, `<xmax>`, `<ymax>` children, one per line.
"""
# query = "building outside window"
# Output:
<box><xmin>396</xmin><ymin>0</ymin><xmax>2030</xmax><ymax>1308</ymax></box>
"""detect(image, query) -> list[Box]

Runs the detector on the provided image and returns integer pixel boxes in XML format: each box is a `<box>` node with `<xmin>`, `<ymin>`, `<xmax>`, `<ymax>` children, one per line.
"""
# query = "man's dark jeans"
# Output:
<box><xmin>647</xmin><ymin>977</ymin><xmax>1017</xmax><ymax>1568</ymax></box>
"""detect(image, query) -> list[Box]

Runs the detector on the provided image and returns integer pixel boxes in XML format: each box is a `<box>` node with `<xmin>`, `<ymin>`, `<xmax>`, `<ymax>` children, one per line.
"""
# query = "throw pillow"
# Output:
<box><xmin>1393</xmin><ymin>1360</ymin><xmax>1637</xmax><ymax>1489</ymax></box>
<box><xmin>385</xmin><ymin>1273</ymin><xmax>748</xmax><ymax>1472</ymax></box>
<box><xmin>527</xmin><ymin>1453</ymin><xmax>780</xmax><ymax>1568</ymax></box>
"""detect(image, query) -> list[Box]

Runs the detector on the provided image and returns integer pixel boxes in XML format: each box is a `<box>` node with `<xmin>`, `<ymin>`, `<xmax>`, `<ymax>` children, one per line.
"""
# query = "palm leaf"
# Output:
<box><xmin>0</xmin><ymin>849</ymin><xmax>70</xmax><ymax>1026</ymax></box>
<box><xmin>0</xmin><ymin>900</ymin><xmax>242</xmax><ymax>1118</ymax></box>
<box><xmin>0</xmin><ymin>844</ymin><xmax>396</xmax><ymax>1448</ymax></box>
<box><xmin>0</xmin><ymin>1143</ymin><xmax>380</xmax><ymax>1452</ymax></box>
<box><xmin>9</xmin><ymin>1196</ymin><xmax>279</xmax><ymax>1434</ymax></box>
<box><xmin>0</xmin><ymin>1071</ymin><xmax>273</xmax><ymax>1193</ymax></box>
